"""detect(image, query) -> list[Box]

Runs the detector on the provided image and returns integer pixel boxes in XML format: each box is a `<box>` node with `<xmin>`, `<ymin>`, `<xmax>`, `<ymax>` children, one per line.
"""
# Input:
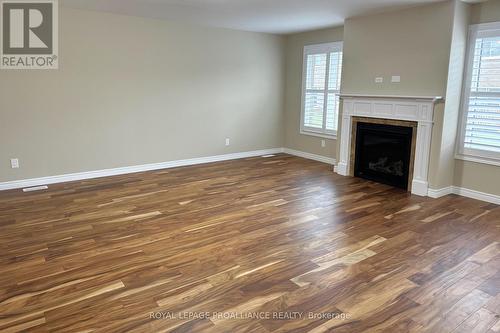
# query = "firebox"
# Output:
<box><xmin>353</xmin><ymin>121</ymin><xmax>414</xmax><ymax>190</ymax></box>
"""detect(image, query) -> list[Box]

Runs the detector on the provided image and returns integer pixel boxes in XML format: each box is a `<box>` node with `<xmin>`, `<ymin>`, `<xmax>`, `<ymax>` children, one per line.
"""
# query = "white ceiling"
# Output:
<box><xmin>61</xmin><ymin>0</ymin><xmax>450</xmax><ymax>35</ymax></box>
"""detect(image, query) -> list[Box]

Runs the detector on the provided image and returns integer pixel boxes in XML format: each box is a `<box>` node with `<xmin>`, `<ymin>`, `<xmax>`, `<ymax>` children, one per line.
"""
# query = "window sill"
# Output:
<box><xmin>300</xmin><ymin>130</ymin><xmax>337</xmax><ymax>140</ymax></box>
<box><xmin>455</xmin><ymin>154</ymin><xmax>500</xmax><ymax>167</ymax></box>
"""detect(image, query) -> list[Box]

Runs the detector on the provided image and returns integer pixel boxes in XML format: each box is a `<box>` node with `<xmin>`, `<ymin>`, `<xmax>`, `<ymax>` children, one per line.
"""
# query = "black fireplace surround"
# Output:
<box><xmin>354</xmin><ymin>122</ymin><xmax>413</xmax><ymax>190</ymax></box>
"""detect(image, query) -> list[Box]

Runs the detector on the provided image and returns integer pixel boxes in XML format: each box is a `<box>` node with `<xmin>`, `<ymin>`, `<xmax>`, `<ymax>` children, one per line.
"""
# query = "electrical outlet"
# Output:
<box><xmin>10</xmin><ymin>158</ymin><xmax>19</xmax><ymax>169</ymax></box>
<box><xmin>225</xmin><ymin>138</ymin><xmax>230</xmax><ymax>146</ymax></box>
<box><xmin>321</xmin><ymin>140</ymin><xmax>326</xmax><ymax>148</ymax></box>
<box><xmin>375</xmin><ymin>77</ymin><xmax>383</xmax><ymax>83</ymax></box>
<box><xmin>391</xmin><ymin>75</ymin><xmax>401</xmax><ymax>83</ymax></box>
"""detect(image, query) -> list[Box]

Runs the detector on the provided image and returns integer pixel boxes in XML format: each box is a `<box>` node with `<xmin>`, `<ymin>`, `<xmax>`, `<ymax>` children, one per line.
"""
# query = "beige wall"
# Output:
<box><xmin>283</xmin><ymin>27</ymin><xmax>344</xmax><ymax>160</ymax></box>
<box><xmin>0</xmin><ymin>7</ymin><xmax>286</xmax><ymax>182</ymax></box>
<box><xmin>470</xmin><ymin>0</ymin><xmax>500</xmax><ymax>24</ymax></box>
<box><xmin>454</xmin><ymin>160</ymin><xmax>500</xmax><ymax>195</ymax></box>
<box><xmin>452</xmin><ymin>0</ymin><xmax>500</xmax><ymax>195</ymax></box>
<box><xmin>341</xmin><ymin>2</ymin><xmax>453</xmax><ymax>97</ymax></box>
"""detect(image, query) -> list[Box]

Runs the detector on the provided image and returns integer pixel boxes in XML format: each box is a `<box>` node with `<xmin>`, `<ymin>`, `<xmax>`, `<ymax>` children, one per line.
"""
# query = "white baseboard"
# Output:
<box><xmin>428</xmin><ymin>186</ymin><xmax>500</xmax><ymax>205</ymax></box>
<box><xmin>335</xmin><ymin>162</ymin><xmax>348</xmax><ymax>176</ymax></box>
<box><xmin>0</xmin><ymin>147</ymin><xmax>337</xmax><ymax>192</ymax></box>
<box><xmin>283</xmin><ymin>148</ymin><xmax>336</xmax><ymax>165</ymax></box>
<box><xmin>453</xmin><ymin>187</ymin><xmax>500</xmax><ymax>205</ymax></box>
<box><xmin>427</xmin><ymin>186</ymin><xmax>454</xmax><ymax>198</ymax></box>
<box><xmin>3</xmin><ymin>147</ymin><xmax>497</xmax><ymax>206</ymax></box>
<box><xmin>411</xmin><ymin>180</ymin><xmax>429</xmax><ymax>197</ymax></box>
<box><xmin>0</xmin><ymin>148</ymin><xmax>283</xmax><ymax>191</ymax></box>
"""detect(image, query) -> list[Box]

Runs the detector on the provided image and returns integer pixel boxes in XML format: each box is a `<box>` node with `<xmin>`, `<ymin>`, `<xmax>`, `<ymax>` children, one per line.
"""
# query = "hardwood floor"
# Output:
<box><xmin>0</xmin><ymin>154</ymin><xmax>498</xmax><ymax>333</ymax></box>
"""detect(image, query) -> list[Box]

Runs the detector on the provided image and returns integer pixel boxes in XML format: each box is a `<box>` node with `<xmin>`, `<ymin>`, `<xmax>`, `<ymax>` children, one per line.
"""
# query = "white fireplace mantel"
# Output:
<box><xmin>336</xmin><ymin>94</ymin><xmax>442</xmax><ymax>196</ymax></box>
<box><xmin>339</xmin><ymin>94</ymin><xmax>443</xmax><ymax>103</ymax></box>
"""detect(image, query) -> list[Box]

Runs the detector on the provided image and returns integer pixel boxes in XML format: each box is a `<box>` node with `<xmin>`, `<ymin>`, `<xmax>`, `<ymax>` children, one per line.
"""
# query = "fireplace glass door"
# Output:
<box><xmin>354</xmin><ymin>122</ymin><xmax>413</xmax><ymax>190</ymax></box>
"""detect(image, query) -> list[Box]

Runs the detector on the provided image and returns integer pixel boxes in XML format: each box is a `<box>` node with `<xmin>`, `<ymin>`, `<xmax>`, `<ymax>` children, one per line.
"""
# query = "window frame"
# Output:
<box><xmin>456</xmin><ymin>21</ymin><xmax>500</xmax><ymax>167</ymax></box>
<box><xmin>300</xmin><ymin>41</ymin><xmax>343</xmax><ymax>139</ymax></box>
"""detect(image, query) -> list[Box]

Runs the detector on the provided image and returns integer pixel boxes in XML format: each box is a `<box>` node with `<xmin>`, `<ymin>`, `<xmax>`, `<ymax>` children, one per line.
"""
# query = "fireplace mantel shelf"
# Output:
<box><xmin>339</xmin><ymin>94</ymin><xmax>443</xmax><ymax>103</ymax></box>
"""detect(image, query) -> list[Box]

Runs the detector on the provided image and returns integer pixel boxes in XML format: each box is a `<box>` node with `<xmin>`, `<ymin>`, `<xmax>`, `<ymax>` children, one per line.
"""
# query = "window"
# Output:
<box><xmin>301</xmin><ymin>42</ymin><xmax>343</xmax><ymax>138</ymax></box>
<box><xmin>458</xmin><ymin>22</ymin><xmax>500</xmax><ymax>164</ymax></box>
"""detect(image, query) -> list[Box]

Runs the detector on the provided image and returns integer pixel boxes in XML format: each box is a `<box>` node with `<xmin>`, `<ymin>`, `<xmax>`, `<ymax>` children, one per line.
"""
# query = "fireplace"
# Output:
<box><xmin>351</xmin><ymin>117</ymin><xmax>417</xmax><ymax>190</ymax></box>
<box><xmin>336</xmin><ymin>95</ymin><xmax>439</xmax><ymax>196</ymax></box>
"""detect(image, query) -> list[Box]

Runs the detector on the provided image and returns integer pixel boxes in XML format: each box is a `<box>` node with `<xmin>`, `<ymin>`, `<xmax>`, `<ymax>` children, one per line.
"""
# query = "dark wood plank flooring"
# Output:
<box><xmin>0</xmin><ymin>154</ymin><xmax>498</xmax><ymax>332</ymax></box>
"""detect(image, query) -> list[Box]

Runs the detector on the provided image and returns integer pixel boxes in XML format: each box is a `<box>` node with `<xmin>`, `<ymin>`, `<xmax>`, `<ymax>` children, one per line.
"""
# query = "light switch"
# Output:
<box><xmin>10</xmin><ymin>158</ymin><xmax>19</xmax><ymax>169</ymax></box>
<box><xmin>375</xmin><ymin>77</ymin><xmax>383</xmax><ymax>83</ymax></box>
<box><xmin>391</xmin><ymin>76</ymin><xmax>401</xmax><ymax>83</ymax></box>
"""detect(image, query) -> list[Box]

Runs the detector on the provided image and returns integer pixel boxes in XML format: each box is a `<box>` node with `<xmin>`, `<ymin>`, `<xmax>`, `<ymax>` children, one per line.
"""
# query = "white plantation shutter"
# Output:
<box><xmin>459</xmin><ymin>23</ymin><xmax>500</xmax><ymax>162</ymax></box>
<box><xmin>301</xmin><ymin>42</ymin><xmax>343</xmax><ymax>137</ymax></box>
